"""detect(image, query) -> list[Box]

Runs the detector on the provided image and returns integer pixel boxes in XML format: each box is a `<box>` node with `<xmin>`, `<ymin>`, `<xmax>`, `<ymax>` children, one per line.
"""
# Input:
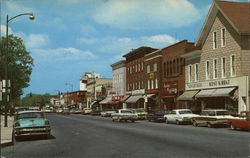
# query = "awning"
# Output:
<box><xmin>196</xmin><ymin>87</ymin><xmax>236</xmax><ymax>98</ymax></box>
<box><xmin>90</xmin><ymin>101</ymin><xmax>98</xmax><ymax>106</ymax></box>
<box><xmin>145</xmin><ymin>94</ymin><xmax>156</xmax><ymax>98</ymax></box>
<box><xmin>125</xmin><ymin>95</ymin><xmax>143</xmax><ymax>104</ymax></box>
<box><xmin>177</xmin><ymin>90</ymin><xmax>200</xmax><ymax>101</ymax></box>
<box><xmin>99</xmin><ymin>96</ymin><xmax>112</xmax><ymax>104</ymax></box>
<box><xmin>120</xmin><ymin>95</ymin><xmax>130</xmax><ymax>102</ymax></box>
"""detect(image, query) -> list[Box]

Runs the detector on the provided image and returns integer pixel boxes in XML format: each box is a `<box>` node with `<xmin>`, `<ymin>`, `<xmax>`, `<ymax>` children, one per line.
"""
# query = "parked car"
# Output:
<box><xmin>61</xmin><ymin>108</ymin><xmax>70</xmax><ymax>115</ymax></box>
<box><xmin>100</xmin><ymin>110</ymin><xmax>116</xmax><ymax>117</ymax></box>
<box><xmin>82</xmin><ymin>108</ymin><xmax>92</xmax><ymax>115</ymax></box>
<box><xmin>13</xmin><ymin>110</ymin><xmax>51</xmax><ymax>139</ymax></box>
<box><xmin>227</xmin><ymin>111</ymin><xmax>250</xmax><ymax>131</ymax></box>
<box><xmin>70</xmin><ymin>108</ymin><xmax>82</xmax><ymax>114</ymax></box>
<box><xmin>164</xmin><ymin>109</ymin><xmax>199</xmax><ymax>125</ymax></box>
<box><xmin>132</xmin><ymin>108</ymin><xmax>147</xmax><ymax>120</ymax></box>
<box><xmin>192</xmin><ymin>109</ymin><xmax>236</xmax><ymax>128</ymax></box>
<box><xmin>91</xmin><ymin>109</ymin><xmax>101</xmax><ymax>116</ymax></box>
<box><xmin>146</xmin><ymin>109</ymin><xmax>167</xmax><ymax>122</ymax></box>
<box><xmin>111</xmin><ymin>109</ymin><xmax>137</xmax><ymax>122</ymax></box>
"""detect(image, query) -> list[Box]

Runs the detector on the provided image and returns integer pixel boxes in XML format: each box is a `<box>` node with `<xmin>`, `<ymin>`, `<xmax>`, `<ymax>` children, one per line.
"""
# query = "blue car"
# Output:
<box><xmin>146</xmin><ymin>109</ymin><xmax>167</xmax><ymax>122</ymax></box>
<box><xmin>14</xmin><ymin>110</ymin><xmax>51</xmax><ymax>139</ymax></box>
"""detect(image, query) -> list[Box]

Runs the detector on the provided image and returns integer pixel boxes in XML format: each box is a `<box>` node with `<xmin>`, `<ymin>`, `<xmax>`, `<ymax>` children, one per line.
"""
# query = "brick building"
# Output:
<box><xmin>123</xmin><ymin>47</ymin><xmax>157</xmax><ymax>109</ymax></box>
<box><xmin>144</xmin><ymin>49</ymin><xmax>162</xmax><ymax>110</ymax></box>
<box><xmin>161</xmin><ymin>40</ymin><xmax>198</xmax><ymax>111</ymax></box>
<box><xmin>180</xmin><ymin>1</ymin><xmax>250</xmax><ymax>114</ymax></box>
<box><xmin>64</xmin><ymin>90</ymin><xmax>87</xmax><ymax>108</ymax></box>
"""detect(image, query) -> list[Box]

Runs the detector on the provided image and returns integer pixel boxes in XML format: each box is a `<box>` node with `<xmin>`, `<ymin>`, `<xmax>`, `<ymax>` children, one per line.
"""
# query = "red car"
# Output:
<box><xmin>227</xmin><ymin>111</ymin><xmax>250</xmax><ymax>131</ymax></box>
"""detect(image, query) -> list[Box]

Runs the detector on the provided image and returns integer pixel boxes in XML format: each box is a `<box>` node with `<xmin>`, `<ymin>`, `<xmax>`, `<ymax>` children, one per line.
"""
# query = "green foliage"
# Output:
<box><xmin>17</xmin><ymin>93</ymin><xmax>52</xmax><ymax>107</ymax></box>
<box><xmin>0</xmin><ymin>35</ymin><xmax>34</xmax><ymax>102</ymax></box>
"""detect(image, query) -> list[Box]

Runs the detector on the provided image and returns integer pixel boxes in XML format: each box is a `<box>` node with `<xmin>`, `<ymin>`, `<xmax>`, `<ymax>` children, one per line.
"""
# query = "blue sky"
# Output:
<box><xmin>0</xmin><ymin>0</ymin><xmax>247</xmax><ymax>95</ymax></box>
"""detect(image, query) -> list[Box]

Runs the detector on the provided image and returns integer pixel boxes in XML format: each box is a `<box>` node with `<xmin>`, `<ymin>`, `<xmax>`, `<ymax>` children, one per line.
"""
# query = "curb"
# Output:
<box><xmin>0</xmin><ymin>141</ymin><xmax>13</xmax><ymax>148</ymax></box>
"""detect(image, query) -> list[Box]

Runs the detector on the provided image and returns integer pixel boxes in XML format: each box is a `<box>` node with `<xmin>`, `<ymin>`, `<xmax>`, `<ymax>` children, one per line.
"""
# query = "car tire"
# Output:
<box><xmin>193</xmin><ymin>121</ymin><xmax>198</xmax><ymax>127</ymax></box>
<box><xmin>230</xmin><ymin>124</ymin><xmax>236</xmax><ymax>130</ymax></box>
<box><xmin>165</xmin><ymin>118</ymin><xmax>169</xmax><ymax>124</ymax></box>
<box><xmin>207</xmin><ymin>122</ymin><xmax>213</xmax><ymax>128</ymax></box>
<box><xmin>131</xmin><ymin>120</ymin><xmax>135</xmax><ymax>123</ymax></box>
<box><xmin>176</xmin><ymin>120</ymin><xmax>180</xmax><ymax>125</ymax></box>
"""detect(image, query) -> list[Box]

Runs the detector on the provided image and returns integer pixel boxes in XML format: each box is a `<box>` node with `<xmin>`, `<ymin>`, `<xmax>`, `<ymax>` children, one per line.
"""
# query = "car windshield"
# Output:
<box><xmin>17</xmin><ymin>112</ymin><xmax>44</xmax><ymax>120</ymax></box>
<box><xmin>121</xmin><ymin>110</ymin><xmax>132</xmax><ymax>113</ymax></box>
<box><xmin>179</xmin><ymin>110</ymin><xmax>192</xmax><ymax>114</ymax></box>
<box><xmin>216</xmin><ymin>111</ymin><xmax>229</xmax><ymax>116</ymax></box>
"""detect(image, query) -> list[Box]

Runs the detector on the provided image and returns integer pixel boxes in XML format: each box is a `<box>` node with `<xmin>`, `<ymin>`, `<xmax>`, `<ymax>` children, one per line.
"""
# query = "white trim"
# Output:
<box><xmin>221</xmin><ymin>56</ymin><xmax>226</xmax><ymax>78</ymax></box>
<box><xmin>145</xmin><ymin>55</ymin><xmax>162</xmax><ymax>62</ymax></box>
<box><xmin>230</xmin><ymin>54</ymin><xmax>236</xmax><ymax>77</ymax></box>
<box><xmin>221</xmin><ymin>28</ymin><xmax>226</xmax><ymax>47</ymax></box>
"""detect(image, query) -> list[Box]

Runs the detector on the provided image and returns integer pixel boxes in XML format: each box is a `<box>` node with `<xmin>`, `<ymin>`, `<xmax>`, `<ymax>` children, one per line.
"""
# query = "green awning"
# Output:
<box><xmin>177</xmin><ymin>90</ymin><xmax>200</xmax><ymax>101</ymax></box>
<box><xmin>196</xmin><ymin>87</ymin><xmax>236</xmax><ymax>98</ymax></box>
<box><xmin>125</xmin><ymin>95</ymin><xmax>143</xmax><ymax>104</ymax></box>
<box><xmin>99</xmin><ymin>96</ymin><xmax>112</xmax><ymax>104</ymax></box>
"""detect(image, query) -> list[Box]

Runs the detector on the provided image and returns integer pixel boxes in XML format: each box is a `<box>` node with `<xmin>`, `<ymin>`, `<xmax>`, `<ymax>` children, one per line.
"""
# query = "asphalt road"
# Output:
<box><xmin>1</xmin><ymin>113</ymin><xmax>249</xmax><ymax>158</ymax></box>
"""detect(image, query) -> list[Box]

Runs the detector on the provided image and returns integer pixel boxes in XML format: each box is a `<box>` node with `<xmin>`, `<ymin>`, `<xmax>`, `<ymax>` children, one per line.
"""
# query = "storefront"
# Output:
<box><xmin>182</xmin><ymin>76</ymin><xmax>249</xmax><ymax>114</ymax></box>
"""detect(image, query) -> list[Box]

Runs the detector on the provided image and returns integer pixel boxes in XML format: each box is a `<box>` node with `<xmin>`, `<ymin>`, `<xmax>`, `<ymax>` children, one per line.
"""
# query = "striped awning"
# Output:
<box><xmin>196</xmin><ymin>87</ymin><xmax>236</xmax><ymax>98</ymax></box>
<box><xmin>125</xmin><ymin>95</ymin><xmax>143</xmax><ymax>104</ymax></box>
<box><xmin>177</xmin><ymin>90</ymin><xmax>200</xmax><ymax>101</ymax></box>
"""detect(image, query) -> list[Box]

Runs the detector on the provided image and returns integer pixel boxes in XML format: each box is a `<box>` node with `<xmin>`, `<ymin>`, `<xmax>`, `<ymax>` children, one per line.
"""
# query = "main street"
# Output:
<box><xmin>1</xmin><ymin>113</ymin><xmax>249</xmax><ymax>158</ymax></box>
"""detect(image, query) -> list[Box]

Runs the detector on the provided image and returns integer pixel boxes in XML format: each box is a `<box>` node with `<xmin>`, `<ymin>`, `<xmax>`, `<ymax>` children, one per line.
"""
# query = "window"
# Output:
<box><xmin>194</xmin><ymin>63</ymin><xmax>199</xmax><ymax>82</ymax></box>
<box><xmin>206</xmin><ymin>61</ymin><xmax>210</xmax><ymax>80</ymax></box>
<box><xmin>148</xmin><ymin>80</ymin><xmax>150</xmax><ymax>89</ymax></box>
<box><xmin>213</xmin><ymin>31</ymin><xmax>217</xmax><ymax>49</ymax></box>
<box><xmin>153</xmin><ymin>63</ymin><xmax>157</xmax><ymax>72</ymax></box>
<box><xmin>141</xmin><ymin>63</ymin><xmax>143</xmax><ymax>70</ymax></box>
<box><xmin>155</xmin><ymin>79</ymin><xmax>158</xmax><ymax>89</ymax></box>
<box><xmin>221</xmin><ymin>28</ymin><xmax>226</xmax><ymax>47</ymax></box>
<box><xmin>151</xmin><ymin>80</ymin><xmax>154</xmax><ymax>89</ymax></box>
<box><xmin>142</xmin><ymin>81</ymin><xmax>144</xmax><ymax>88</ymax></box>
<box><xmin>167</xmin><ymin>61</ymin><xmax>169</xmax><ymax>76</ymax></box>
<box><xmin>138</xmin><ymin>64</ymin><xmax>140</xmax><ymax>72</ymax></box>
<box><xmin>188</xmin><ymin>65</ymin><xmax>192</xmax><ymax>83</ymax></box>
<box><xmin>177</xmin><ymin>59</ymin><xmax>179</xmax><ymax>73</ymax></box>
<box><xmin>170</xmin><ymin>61</ymin><xmax>172</xmax><ymax>75</ymax></box>
<box><xmin>230</xmin><ymin>55</ymin><xmax>236</xmax><ymax>76</ymax></box>
<box><xmin>135</xmin><ymin>65</ymin><xmax>137</xmax><ymax>72</ymax></box>
<box><xmin>173</xmin><ymin>60</ymin><xmax>176</xmax><ymax>74</ymax></box>
<box><xmin>221</xmin><ymin>57</ymin><xmax>226</xmax><ymax>78</ymax></box>
<box><xmin>138</xmin><ymin>81</ymin><xmax>140</xmax><ymax>89</ymax></box>
<box><xmin>163</xmin><ymin>62</ymin><xmax>166</xmax><ymax>78</ymax></box>
<box><xmin>146</xmin><ymin>65</ymin><xmax>150</xmax><ymax>73</ymax></box>
<box><xmin>213</xmin><ymin>59</ymin><xmax>218</xmax><ymax>79</ymax></box>
<box><xmin>130</xmin><ymin>66</ymin><xmax>132</xmax><ymax>74</ymax></box>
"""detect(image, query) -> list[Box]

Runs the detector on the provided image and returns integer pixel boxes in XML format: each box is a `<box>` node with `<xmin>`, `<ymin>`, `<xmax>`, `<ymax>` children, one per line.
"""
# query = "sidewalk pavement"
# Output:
<box><xmin>1</xmin><ymin>115</ymin><xmax>14</xmax><ymax>147</ymax></box>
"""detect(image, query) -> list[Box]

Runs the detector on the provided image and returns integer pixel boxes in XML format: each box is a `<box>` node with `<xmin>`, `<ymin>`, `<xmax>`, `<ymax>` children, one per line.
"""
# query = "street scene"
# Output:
<box><xmin>0</xmin><ymin>0</ymin><xmax>250</xmax><ymax>158</ymax></box>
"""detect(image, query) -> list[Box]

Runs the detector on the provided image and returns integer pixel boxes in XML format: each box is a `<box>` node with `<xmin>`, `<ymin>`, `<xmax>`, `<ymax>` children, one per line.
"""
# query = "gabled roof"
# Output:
<box><xmin>196</xmin><ymin>0</ymin><xmax>250</xmax><ymax>47</ymax></box>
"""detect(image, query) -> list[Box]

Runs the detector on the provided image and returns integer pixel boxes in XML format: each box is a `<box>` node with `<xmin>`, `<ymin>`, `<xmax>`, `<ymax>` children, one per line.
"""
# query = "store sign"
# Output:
<box><xmin>112</xmin><ymin>96</ymin><xmax>124</xmax><ymax>101</ymax></box>
<box><xmin>162</xmin><ymin>81</ymin><xmax>178</xmax><ymax>95</ymax></box>
<box><xmin>208</xmin><ymin>80</ymin><xmax>230</xmax><ymax>87</ymax></box>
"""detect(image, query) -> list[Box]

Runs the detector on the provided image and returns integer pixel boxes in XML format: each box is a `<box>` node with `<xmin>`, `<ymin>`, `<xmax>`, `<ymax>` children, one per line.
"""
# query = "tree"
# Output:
<box><xmin>0</xmin><ymin>35</ymin><xmax>34</xmax><ymax>102</ymax></box>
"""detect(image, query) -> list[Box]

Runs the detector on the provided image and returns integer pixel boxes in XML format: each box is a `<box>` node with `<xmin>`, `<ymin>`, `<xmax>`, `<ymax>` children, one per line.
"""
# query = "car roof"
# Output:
<box><xmin>17</xmin><ymin>110</ymin><xmax>43</xmax><ymax>114</ymax></box>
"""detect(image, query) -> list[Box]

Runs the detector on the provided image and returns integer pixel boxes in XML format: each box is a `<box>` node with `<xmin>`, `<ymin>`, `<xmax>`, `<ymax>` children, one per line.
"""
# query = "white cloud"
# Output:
<box><xmin>77</xmin><ymin>37</ymin><xmax>98</xmax><ymax>45</ymax></box>
<box><xmin>32</xmin><ymin>47</ymin><xmax>96</xmax><ymax>62</ymax></box>
<box><xmin>25</xmin><ymin>34</ymin><xmax>50</xmax><ymax>49</ymax></box>
<box><xmin>141</xmin><ymin>35</ymin><xmax>177</xmax><ymax>44</ymax></box>
<box><xmin>93</xmin><ymin>0</ymin><xmax>201</xmax><ymax>29</ymax></box>
<box><xmin>0</xmin><ymin>25</ymin><xmax>13</xmax><ymax>36</ymax></box>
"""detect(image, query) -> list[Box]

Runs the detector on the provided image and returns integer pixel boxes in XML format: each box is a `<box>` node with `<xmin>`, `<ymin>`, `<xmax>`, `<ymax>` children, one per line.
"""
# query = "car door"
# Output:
<box><xmin>168</xmin><ymin>111</ymin><xmax>177</xmax><ymax>122</ymax></box>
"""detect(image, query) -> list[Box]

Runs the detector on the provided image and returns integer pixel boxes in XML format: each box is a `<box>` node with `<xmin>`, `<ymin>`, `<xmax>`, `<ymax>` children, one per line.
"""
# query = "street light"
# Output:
<box><xmin>4</xmin><ymin>13</ymin><xmax>35</xmax><ymax>127</ymax></box>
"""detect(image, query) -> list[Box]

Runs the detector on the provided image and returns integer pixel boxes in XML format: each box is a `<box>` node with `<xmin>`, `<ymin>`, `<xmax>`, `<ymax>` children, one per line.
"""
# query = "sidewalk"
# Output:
<box><xmin>1</xmin><ymin>115</ymin><xmax>14</xmax><ymax>147</ymax></box>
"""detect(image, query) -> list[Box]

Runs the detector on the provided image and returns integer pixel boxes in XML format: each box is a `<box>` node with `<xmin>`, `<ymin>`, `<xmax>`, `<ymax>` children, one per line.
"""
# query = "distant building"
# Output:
<box><xmin>80</xmin><ymin>72</ymin><xmax>101</xmax><ymax>91</ymax></box>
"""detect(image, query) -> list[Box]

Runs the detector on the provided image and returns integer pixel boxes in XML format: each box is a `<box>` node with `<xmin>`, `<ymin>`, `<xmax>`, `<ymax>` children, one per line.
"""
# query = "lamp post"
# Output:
<box><xmin>4</xmin><ymin>13</ymin><xmax>35</xmax><ymax>127</ymax></box>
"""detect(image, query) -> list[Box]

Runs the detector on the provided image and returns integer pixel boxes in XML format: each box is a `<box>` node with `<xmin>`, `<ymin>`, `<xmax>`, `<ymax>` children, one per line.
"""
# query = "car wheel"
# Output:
<box><xmin>131</xmin><ymin>120</ymin><xmax>135</xmax><ymax>123</ymax></box>
<box><xmin>165</xmin><ymin>118</ymin><xmax>169</xmax><ymax>124</ymax></box>
<box><xmin>193</xmin><ymin>121</ymin><xmax>198</xmax><ymax>127</ymax></box>
<box><xmin>176</xmin><ymin>120</ymin><xmax>180</xmax><ymax>125</ymax></box>
<box><xmin>207</xmin><ymin>122</ymin><xmax>213</xmax><ymax>128</ymax></box>
<box><xmin>230</xmin><ymin>124</ymin><xmax>236</xmax><ymax>130</ymax></box>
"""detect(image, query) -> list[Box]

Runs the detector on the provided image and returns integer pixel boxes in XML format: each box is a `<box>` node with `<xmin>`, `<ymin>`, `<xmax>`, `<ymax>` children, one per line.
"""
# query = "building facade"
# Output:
<box><xmin>123</xmin><ymin>47</ymin><xmax>157</xmax><ymax>109</ymax></box>
<box><xmin>161</xmin><ymin>40</ymin><xmax>198</xmax><ymax>111</ymax></box>
<box><xmin>180</xmin><ymin>1</ymin><xmax>250</xmax><ymax>114</ymax></box>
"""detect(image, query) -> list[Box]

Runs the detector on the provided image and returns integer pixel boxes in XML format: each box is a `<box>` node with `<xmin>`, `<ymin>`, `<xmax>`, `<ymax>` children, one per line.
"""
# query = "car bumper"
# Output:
<box><xmin>15</xmin><ymin>127</ymin><xmax>51</xmax><ymax>136</ymax></box>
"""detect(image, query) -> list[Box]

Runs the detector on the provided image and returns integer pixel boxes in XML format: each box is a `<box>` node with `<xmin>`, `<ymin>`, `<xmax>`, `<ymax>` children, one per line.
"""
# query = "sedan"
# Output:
<box><xmin>146</xmin><ymin>109</ymin><xmax>167</xmax><ymax>122</ymax></box>
<box><xmin>164</xmin><ymin>109</ymin><xmax>199</xmax><ymax>125</ymax></box>
<box><xmin>14</xmin><ymin>111</ymin><xmax>51</xmax><ymax>139</ymax></box>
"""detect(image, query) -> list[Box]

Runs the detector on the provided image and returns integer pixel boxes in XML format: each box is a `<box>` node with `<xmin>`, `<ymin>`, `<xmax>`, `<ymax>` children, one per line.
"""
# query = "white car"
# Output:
<box><xmin>164</xmin><ymin>109</ymin><xmax>199</xmax><ymax>125</ymax></box>
<box><xmin>132</xmin><ymin>108</ymin><xmax>148</xmax><ymax>120</ymax></box>
<box><xmin>82</xmin><ymin>108</ymin><xmax>92</xmax><ymax>115</ymax></box>
<box><xmin>100</xmin><ymin>110</ymin><xmax>116</xmax><ymax>117</ymax></box>
<box><xmin>111</xmin><ymin>109</ymin><xmax>137</xmax><ymax>122</ymax></box>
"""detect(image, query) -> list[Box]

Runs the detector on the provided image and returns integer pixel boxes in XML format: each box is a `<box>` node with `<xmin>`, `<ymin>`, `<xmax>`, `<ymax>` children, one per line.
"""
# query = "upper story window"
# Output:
<box><xmin>213</xmin><ymin>59</ymin><xmax>218</xmax><ymax>79</ymax></box>
<box><xmin>141</xmin><ymin>63</ymin><xmax>143</xmax><ymax>71</ymax></box>
<box><xmin>188</xmin><ymin>65</ymin><xmax>192</xmax><ymax>83</ymax></box>
<box><xmin>138</xmin><ymin>64</ymin><xmax>140</xmax><ymax>72</ymax></box>
<box><xmin>206</xmin><ymin>61</ymin><xmax>210</xmax><ymax>80</ymax></box>
<box><xmin>130</xmin><ymin>66</ymin><xmax>132</xmax><ymax>74</ymax></box>
<box><xmin>230</xmin><ymin>55</ymin><xmax>236</xmax><ymax>77</ymax></box>
<box><xmin>221</xmin><ymin>28</ymin><xmax>226</xmax><ymax>47</ymax></box>
<box><xmin>153</xmin><ymin>63</ymin><xmax>157</xmax><ymax>72</ymax></box>
<box><xmin>146</xmin><ymin>65</ymin><xmax>150</xmax><ymax>73</ymax></box>
<box><xmin>221</xmin><ymin>57</ymin><xmax>226</xmax><ymax>78</ymax></box>
<box><xmin>163</xmin><ymin>62</ymin><xmax>166</xmax><ymax>78</ymax></box>
<box><xmin>194</xmin><ymin>63</ymin><xmax>199</xmax><ymax>82</ymax></box>
<box><xmin>135</xmin><ymin>64</ymin><xmax>137</xmax><ymax>72</ymax></box>
<box><xmin>213</xmin><ymin>31</ymin><xmax>217</xmax><ymax>49</ymax></box>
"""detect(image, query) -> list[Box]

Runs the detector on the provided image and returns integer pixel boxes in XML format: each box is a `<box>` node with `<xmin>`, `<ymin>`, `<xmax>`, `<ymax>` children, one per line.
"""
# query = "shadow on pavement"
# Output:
<box><xmin>15</xmin><ymin>135</ymin><xmax>56</xmax><ymax>142</ymax></box>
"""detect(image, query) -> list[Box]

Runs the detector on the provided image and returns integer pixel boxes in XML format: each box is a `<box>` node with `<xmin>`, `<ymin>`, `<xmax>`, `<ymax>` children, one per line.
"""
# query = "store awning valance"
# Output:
<box><xmin>125</xmin><ymin>95</ymin><xmax>143</xmax><ymax>104</ymax></box>
<box><xmin>99</xmin><ymin>96</ymin><xmax>112</xmax><ymax>104</ymax></box>
<box><xmin>146</xmin><ymin>94</ymin><xmax>156</xmax><ymax>98</ymax></box>
<box><xmin>90</xmin><ymin>101</ymin><xmax>98</xmax><ymax>106</ymax></box>
<box><xmin>177</xmin><ymin>90</ymin><xmax>200</xmax><ymax>101</ymax></box>
<box><xmin>196</xmin><ymin>87</ymin><xmax>236</xmax><ymax>98</ymax></box>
